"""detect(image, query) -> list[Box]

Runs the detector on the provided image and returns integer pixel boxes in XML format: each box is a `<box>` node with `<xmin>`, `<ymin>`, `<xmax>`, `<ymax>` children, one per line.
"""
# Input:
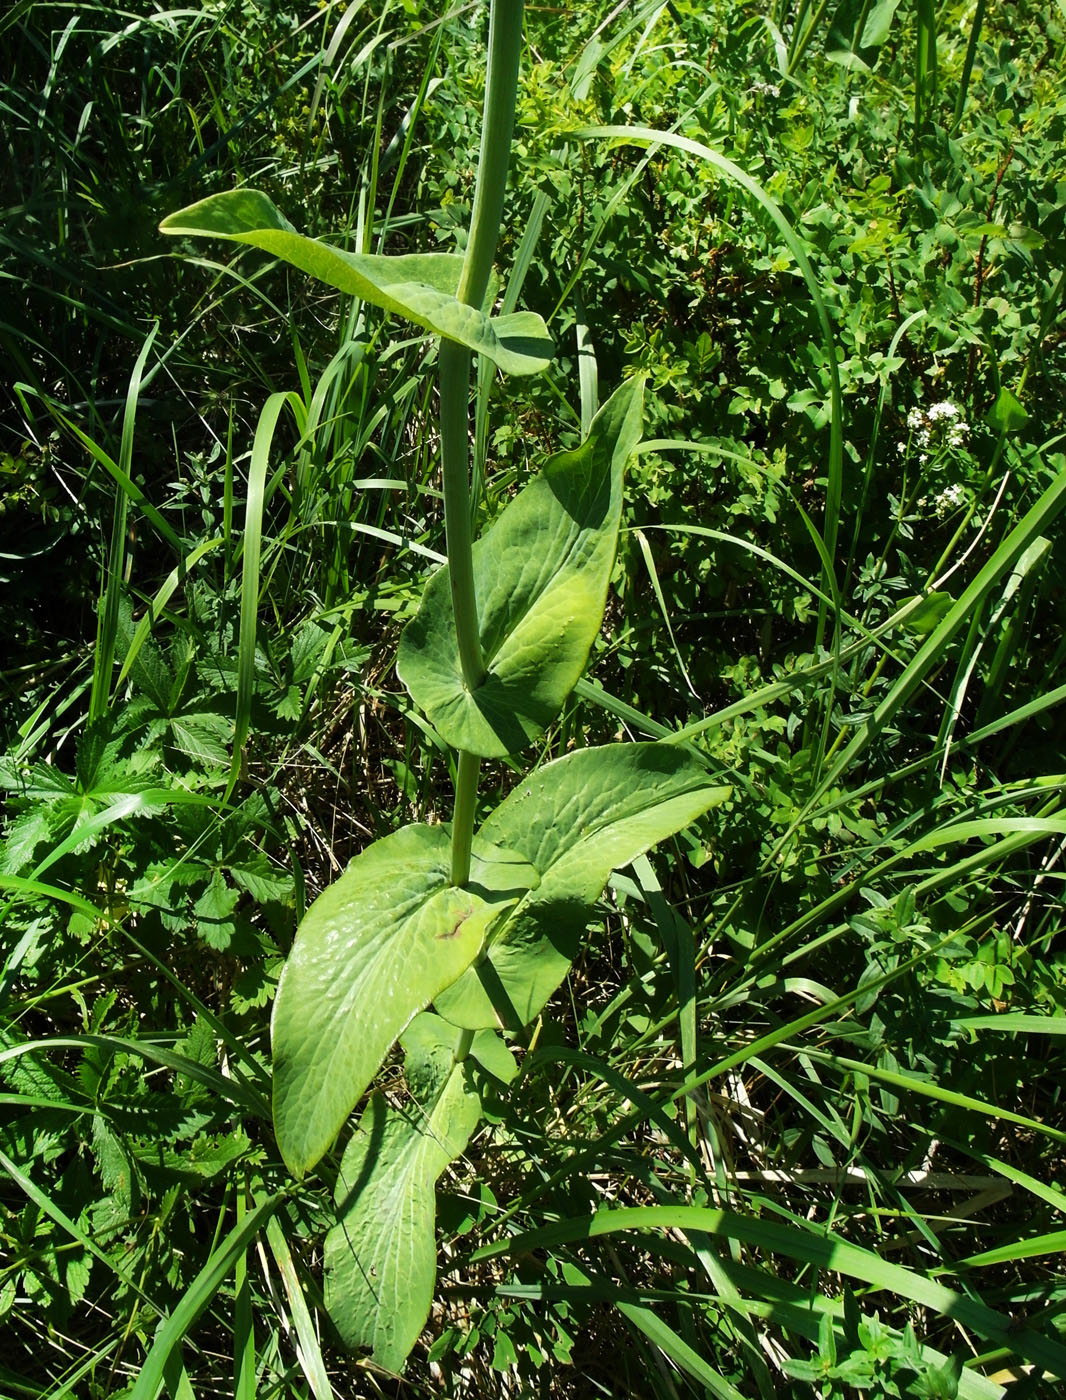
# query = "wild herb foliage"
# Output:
<box><xmin>2</xmin><ymin>0</ymin><xmax>1065</xmax><ymax>1397</ymax></box>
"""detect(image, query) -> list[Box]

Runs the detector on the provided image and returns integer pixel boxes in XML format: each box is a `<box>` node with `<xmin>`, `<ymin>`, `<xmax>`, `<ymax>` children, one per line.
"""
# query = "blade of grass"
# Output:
<box><xmin>89</xmin><ymin>325</ymin><xmax>159</xmax><ymax>722</ymax></box>
<box><xmin>234</xmin><ymin>1184</ymin><xmax>256</xmax><ymax>1400</ymax></box>
<box><xmin>115</xmin><ymin>536</ymin><xmax>223</xmax><ymax>689</ymax></box>
<box><xmin>227</xmin><ymin>391</ymin><xmax>294</xmax><ymax>801</ymax></box>
<box><xmin>264</xmin><ymin>1213</ymin><xmax>334</xmax><ymax>1400</ymax></box>
<box><xmin>0</xmin><ymin>1035</ymin><xmax>268</xmax><ymax>1118</ymax></box>
<box><xmin>617</xmin><ymin>1294</ymin><xmax>746</xmax><ymax>1400</ymax></box>
<box><xmin>128</xmin><ymin>1193</ymin><xmax>283</xmax><ymax>1400</ymax></box>
<box><xmin>800</xmin><ymin>1048</ymin><xmax>1066</xmax><ymax>1149</ymax></box>
<box><xmin>472</xmin><ymin>1204</ymin><xmax>1066</xmax><ymax>1378</ymax></box>
<box><xmin>816</xmin><ymin>459</ymin><xmax>1066</xmax><ymax>798</ymax></box>
<box><xmin>575</xmin><ymin>124</ymin><xmax>843</xmax><ymax>618</ymax></box>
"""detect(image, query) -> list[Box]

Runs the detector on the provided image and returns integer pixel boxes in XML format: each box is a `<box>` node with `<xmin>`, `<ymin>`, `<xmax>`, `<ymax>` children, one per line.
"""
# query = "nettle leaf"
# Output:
<box><xmin>435</xmin><ymin>744</ymin><xmax>729</xmax><ymax>1030</ymax></box>
<box><xmin>192</xmin><ymin>871</ymin><xmax>240</xmax><ymax>950</ymax></box>
<box><xmin>271</xmin><ymin>825</ymin><xmax>535</xmax><ymax>1175</ymax></box>
<box><xmin>324</xmin><ymin>1014</ymin><xmax>481</xmax><ymax>1370</ymax></box>
<box><xmin>160</xmin><ymin>190</ymin><xmax>553</xmax><ymax>375</ymax></box>
<box><xmin>398</xmin><ymin>378</ymin><xmax>644</xmax><ymax>757</ymax></box>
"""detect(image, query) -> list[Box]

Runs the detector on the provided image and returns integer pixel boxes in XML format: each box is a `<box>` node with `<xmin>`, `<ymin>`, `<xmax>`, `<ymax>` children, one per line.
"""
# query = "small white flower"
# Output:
<box><xmin>936</xmin><ymin>483</ymin><xmax>966</xmax><ymax>517</ymax></box>
<box><xmin>906</xmin><ymin>401</ymin><xmax>969</xmax><ymax>453</ymax></box>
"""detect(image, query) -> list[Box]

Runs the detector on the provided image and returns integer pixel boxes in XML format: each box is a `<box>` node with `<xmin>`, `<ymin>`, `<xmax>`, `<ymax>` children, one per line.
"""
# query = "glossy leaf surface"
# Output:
<box><xmin>271</xmin><ymin>826</ymin><xmax>533</xmax><ymax>1175</ymax></box>
<box><xmin>398</xmin><ymin>378</ymin><xmax>644</xmax><ymax>756</ymax></box>
<box><xmin>324</xmin><ymin>1015</ymin><xmax>481</xmax><ymax>1370</ymax></box>
<box><xmin>160</xmin><ymin>190</ymin><xmax>553</xmax><ymax>375</ymax></box>
<box><xmin>435</xmin><ymin>744</ymin><xmax>729</xmax><ymax>1029</ymax></box>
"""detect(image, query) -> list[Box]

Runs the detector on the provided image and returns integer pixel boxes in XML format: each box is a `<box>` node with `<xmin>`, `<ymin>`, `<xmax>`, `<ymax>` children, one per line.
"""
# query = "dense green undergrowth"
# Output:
<box><xmin>2</xmin><ymin>0</ymin><xmax>1065</xmax><ymax>1396</ymax></box>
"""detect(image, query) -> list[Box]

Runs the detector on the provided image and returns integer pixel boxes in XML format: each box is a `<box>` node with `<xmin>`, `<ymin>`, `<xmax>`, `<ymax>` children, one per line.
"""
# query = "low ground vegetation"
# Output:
<box><xmin>1</xmin><ymin>1</ymin><xmax>1064</xmax><ymax>1396</ymax></box>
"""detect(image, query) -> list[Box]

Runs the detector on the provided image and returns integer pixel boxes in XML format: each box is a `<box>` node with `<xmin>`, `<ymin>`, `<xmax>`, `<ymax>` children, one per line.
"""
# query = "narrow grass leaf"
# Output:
<box><xmin>128</xmin><ymin>1193</ymin><xmax>282</xmax><ymax>1400</ymax></box>
<box><xmin>229</xmin><ymin>391</ymin><xmax>291</xmax><ymax>800</ymax></box>
<box><xmin>472</xmin><ymin>1205</ymin><xmax>1066</xmax><ymax>1378</ymax></box>
<box><xmin>264</xmin><ymin>1213</ymin><xmax>334</xmax><ymax>1400</ymax></box>
<box><xmin>116</xmin><ymin>537</ymin><xmax>223</xmax><ymax>689</ymax></box>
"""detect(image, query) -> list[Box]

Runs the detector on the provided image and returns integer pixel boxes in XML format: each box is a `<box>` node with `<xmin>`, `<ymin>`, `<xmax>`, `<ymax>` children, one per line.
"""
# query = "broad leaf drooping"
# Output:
<box><xmin>398</xmin><ymin>378</ymin><xmax>644</xmax><ymax>757</ymax></box>
<box><xmin>271</xmin><ymin>825</ymin><xmax>536</xmax><ymax>1175</ymax></box>
<box><xmin>159</xmin><ymin>190</ymin><xmax>553</xmax><ymax>375</ymax></box>
<box><xmin>324</xmin><ymin>1015</ymin><xmax>482</xmax><ymax>1369</ymax></box>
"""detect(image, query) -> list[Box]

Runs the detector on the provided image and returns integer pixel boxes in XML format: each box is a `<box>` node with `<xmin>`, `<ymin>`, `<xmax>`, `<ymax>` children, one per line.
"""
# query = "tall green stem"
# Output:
<box><xmin>450</xmin><ymin>750</ymin><xmax>482</xmax><ymax>889</ymax></box>
<box><xmin>442</xmin><ymin>0</ymin><xmax>525</xmax><ymax>885</ymax></box>
<box><xmin>440</xmin><ymin>339</ymin><xmax>485</xmax><ymax>691</ymax></box>
<box><xmin>458</xmin><ymin>0</ymin><xmax>524</xmax><ymax>311</ymax></box>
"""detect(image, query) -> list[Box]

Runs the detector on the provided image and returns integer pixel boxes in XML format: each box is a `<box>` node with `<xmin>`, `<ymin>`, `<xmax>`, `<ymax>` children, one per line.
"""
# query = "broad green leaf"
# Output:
<box><xmin>900</xmin><ymin>590</ymin><xmax>953</xmax><ymax>635</ymax></box>
<box><xmin>271</xmin><ymin>825</ymin><xmax>534</xmax><ymax>1175</ymax></box>
<box><xmin>435</xmin><ymin>744</ymin><xmax>729</xmax><ymax>1029</ymax></box>
<box><xmin>160</xmin><ymin>190</ymin><xmax>553</xmax><ymax>375</ymax></box>
<box><xmin>398</xmin><ymin>379</ymin><xmax>644</xmax><ymax>757</ymax></box>
<box><xmin>985</xmin><ymin>387</ymin><xmax>1029</xmax><ymax>434</ymax></box>
<box><xmin>324</xmin><ymin>1016</ymin><xmax>481</xmax><ymax>1370</ymax></box>
<box><xmin>860</xmin><ymin>0</ymin><xmax>903</xmax><ymax>47</ymax></box>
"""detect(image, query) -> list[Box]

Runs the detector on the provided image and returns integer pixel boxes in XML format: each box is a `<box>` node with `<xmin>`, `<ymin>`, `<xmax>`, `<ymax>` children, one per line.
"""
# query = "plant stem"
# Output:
<box><xmin>458</xmin><ymin>0</ymin><xmax>525</xmax><ymax>312</ymax></box>
<box><xmin>450</xmin><ymin>749</ymin><xmax>481</xmax><ymax>888</ymax></box>
<box><xmin>442</xmin><ymin>0</ymin><xmax>525</xmax><ymax>886</ymax></box>
<box><xmin>440</xmin><ymin>339</ymin><xmax>485</xmax><ymax>691</ymax></box>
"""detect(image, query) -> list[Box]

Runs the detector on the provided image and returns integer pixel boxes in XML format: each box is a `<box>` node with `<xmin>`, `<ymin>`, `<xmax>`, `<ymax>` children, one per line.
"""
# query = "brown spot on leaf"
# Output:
<box><xmin>437</xmin><ymin>914</ymin><xmax>469</xmax><ymax>941</ymax></box>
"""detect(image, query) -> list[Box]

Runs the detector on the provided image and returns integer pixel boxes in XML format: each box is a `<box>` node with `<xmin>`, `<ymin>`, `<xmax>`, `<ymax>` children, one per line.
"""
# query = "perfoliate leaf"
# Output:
<box><xmin>324</xmin><ymin>1016</ymin><xmax>481</xmax><ymax>1369</ymax></box>
<box><xmin>271</xmin><ymin>825</ymin><xmax>533</xmax><ymax>1175</ymax></box>
<box><xmin>160</xmin><ymin>190</ymin><xmax>553</xmax><ymax>375</ymax></box>
<box><xmin>435</xmin><ymin>744</ymin><xmax>729</xmax><ymax>1030</ymax></box>
<box><xmin>398</xmin><ymin>378</ymin><xmax>644</xmax><ymax>757</ymax></box>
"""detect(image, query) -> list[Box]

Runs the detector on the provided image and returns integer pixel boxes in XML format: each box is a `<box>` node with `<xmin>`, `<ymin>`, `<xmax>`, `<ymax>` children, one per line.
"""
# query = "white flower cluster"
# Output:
<box><xmin>748</xmin><ymin>81</ymin><xmax>781</xmax><ymax>98</ymax></box>
<box><xmin>907</xmin><ymin>401</ymin><xmax>969</xmax><ymax>452</ymax></box>
<box><xmin>935</xmin><ymin>482</ymin><xmax>966</xmax><ymax>516</ymax></box>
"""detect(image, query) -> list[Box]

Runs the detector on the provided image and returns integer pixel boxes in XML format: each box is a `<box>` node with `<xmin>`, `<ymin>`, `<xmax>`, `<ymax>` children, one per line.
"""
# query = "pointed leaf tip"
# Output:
<box><xmin>159</xmin><ymin>189</ymin><xmax>554</xmax><ymax>375</ymax></box>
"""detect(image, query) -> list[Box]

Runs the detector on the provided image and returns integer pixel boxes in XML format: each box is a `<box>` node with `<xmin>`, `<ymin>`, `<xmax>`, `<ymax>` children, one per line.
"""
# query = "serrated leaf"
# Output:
<box><xmin>0</xmin><ymin>760</ymin><xmax>75</xmax><ymax>800</ymax></box>
<box><xmin>169</xmin><ymin>712</ymin><xmax>232</xmax><ymax>767</ymax></box>
<box><xmin>228</xmin><ymin>854</ymin><xmax>294</xmax><ymax>904</ymax></box>
<box><xmin>398</xmin><ymin>379</ymin><xmax>644</xmax><ymax>757</ymax></box>
<box><xmin>0</xmin><ymin>808</ymin><xmax>56</xmax><ymax>875</ymax></box>
<box><xmin>91</xmin><ymin>1116</ymin><xmax>134</xmax><ymax>1204</ymax></box>
<box><xmin>324</xmin><ymin>1019</ymin><xmax>481</xmax><ymax>1369</ymax></box>
<box><xmin>193</xmin><ymin>870</ymin><xmax>240</xmax><ymax>950</ymax></box>
<box><xmin>271</xmin><ymin>825</ymin><xmax>534</xmax><ymax>1175</ymax></box>
<box><xmin>132</xmin><ymin>1129</ymin><xmax>252</xmax><ymax>1181</ymax></box>
<box><xmin>435</xmin><ymin>744</ymin><xmax>729</xmax><ymax>1030</ymax></box>
<box><xmin>160</xmin><ymin>190</ymin><xmax>553</xmax><ymax>375</ymax></box>
<box><xmin>64</xmin><ymin>1250</ymin><xmax>93</xmax><ymax>1308</ymax></box>
<box><xmin>75</xmin><ymin>718</ymin><xmax>121</xmax><ymax>794</ymax></box>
